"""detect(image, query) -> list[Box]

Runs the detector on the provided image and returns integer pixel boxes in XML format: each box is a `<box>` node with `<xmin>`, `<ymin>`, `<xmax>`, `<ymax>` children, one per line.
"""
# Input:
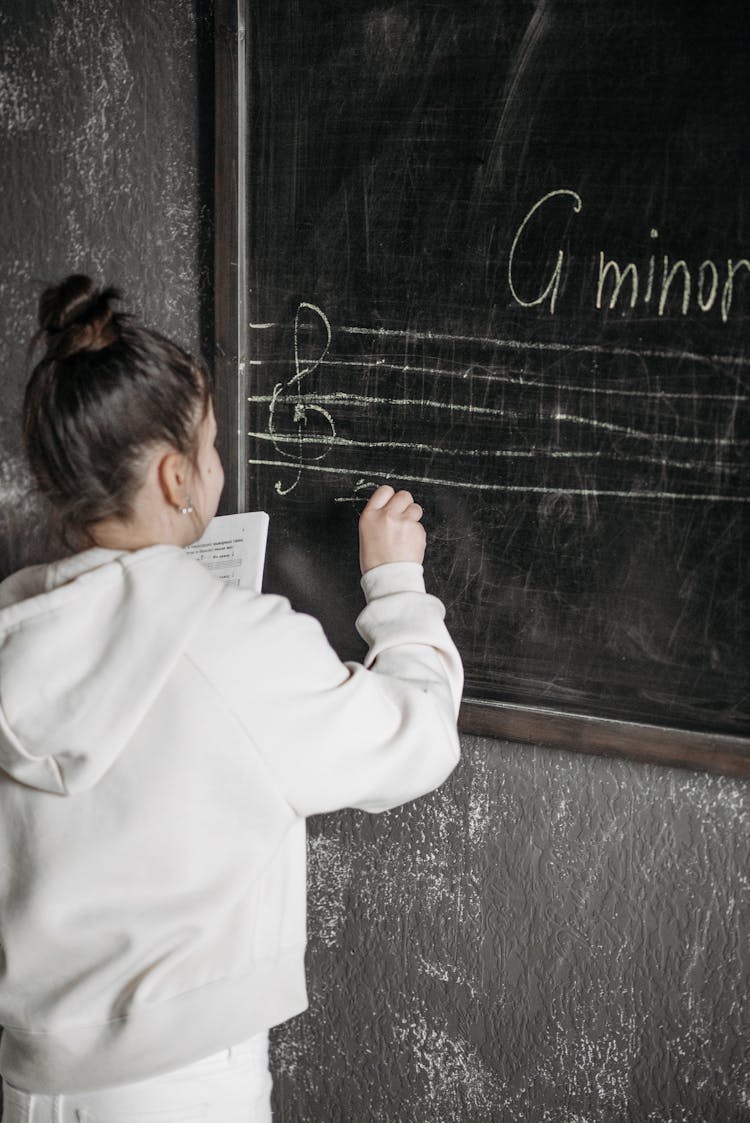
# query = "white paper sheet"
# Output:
<box><xmin>185</xmin><ymin>512</ymin><xmax>269</xmax><ymax>591</ymax></box>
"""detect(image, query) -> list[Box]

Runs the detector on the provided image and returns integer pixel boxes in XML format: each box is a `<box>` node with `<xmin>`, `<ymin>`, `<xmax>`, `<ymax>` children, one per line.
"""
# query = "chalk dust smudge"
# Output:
<box><xmin>307</xmin><ymin>833</ymin><xmax>354</xmax><ymax>949</ymax></box>
<box><xmin>0</xmin><ymin>39</ymin><xmax>39</xmax><ymax>134</ymax></box>
<box><xmin>392</xmin><ymin>1007</ymin><xmax>507</xmax><ymax>1116</ymax></box>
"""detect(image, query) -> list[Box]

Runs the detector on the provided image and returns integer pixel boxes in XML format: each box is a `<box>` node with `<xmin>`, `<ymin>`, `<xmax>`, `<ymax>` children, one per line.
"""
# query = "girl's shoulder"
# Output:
<box><xmin>0</xmin><ymin>563</ymin><xmax>50</xmax><ymax>611</ymax></box>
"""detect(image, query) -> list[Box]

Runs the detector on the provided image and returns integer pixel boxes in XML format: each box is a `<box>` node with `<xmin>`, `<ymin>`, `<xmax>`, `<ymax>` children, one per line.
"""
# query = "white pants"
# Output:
<box><xmin>0</xmin><ymin>1034</ymin><xmax>272</xmax><ymax>1123</ymax></box>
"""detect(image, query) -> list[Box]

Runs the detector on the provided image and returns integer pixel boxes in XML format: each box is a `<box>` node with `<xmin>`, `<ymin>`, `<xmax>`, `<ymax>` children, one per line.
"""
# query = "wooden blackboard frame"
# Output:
<box><xmin>214</xmin><ymin>0</ymin><xmax>750</xmax><ymax>779</ymax></box>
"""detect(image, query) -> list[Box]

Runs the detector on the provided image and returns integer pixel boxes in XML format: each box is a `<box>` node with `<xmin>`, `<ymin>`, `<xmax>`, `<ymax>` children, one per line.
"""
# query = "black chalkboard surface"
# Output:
<box><xmin>215</xmin><ymin>0</ymin><xmax>750</xmax><ymax>770</ymax></box>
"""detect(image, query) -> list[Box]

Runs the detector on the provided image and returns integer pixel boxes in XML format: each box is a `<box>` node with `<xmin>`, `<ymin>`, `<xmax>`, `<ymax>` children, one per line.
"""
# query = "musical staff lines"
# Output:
<box><xmin>247</xmin><ymin>303</ymin><xmax>749</xmax><ymax>503</ymax></box>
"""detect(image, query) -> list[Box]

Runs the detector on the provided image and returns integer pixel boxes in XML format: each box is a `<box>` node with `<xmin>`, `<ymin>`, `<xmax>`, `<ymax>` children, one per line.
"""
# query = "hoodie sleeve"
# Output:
<box><xmin>193</xmin><ymin>562</ymin><xmax>462</xmax><ymax>817</ymax></box>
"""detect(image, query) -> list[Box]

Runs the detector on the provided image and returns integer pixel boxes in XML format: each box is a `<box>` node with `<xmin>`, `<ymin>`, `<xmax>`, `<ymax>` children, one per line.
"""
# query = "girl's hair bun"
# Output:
<box><xmin>25</xmin><ymin>274</ymin><xmax>212</xmax><ymax>547</ymax></box>
<box><xmin>37</xmin><ymin>274</ymin><xmax>122</xmax><ymax>360</ymax></box>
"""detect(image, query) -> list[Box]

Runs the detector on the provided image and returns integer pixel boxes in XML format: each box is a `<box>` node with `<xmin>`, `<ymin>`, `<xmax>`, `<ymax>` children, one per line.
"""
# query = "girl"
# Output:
<box><xmin>0</xmin><ymin>275</ymin><xmax>462</xmax><ymax>1122</ymax></box>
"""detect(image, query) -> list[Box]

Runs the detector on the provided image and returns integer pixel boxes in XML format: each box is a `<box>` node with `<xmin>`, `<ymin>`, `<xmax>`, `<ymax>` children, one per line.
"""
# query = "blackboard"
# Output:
<box><xmin>214</xmin><ymin>0</ymin><xmax>750</xmax><ymax>773</ymax></box>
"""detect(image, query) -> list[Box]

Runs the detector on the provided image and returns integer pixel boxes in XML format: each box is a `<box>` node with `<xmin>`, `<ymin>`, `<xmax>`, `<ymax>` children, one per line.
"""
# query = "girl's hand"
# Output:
<box><xmin>358</xmin><ymin>485</ymin><xmax>426</xmax><ymax>574</ymax></box>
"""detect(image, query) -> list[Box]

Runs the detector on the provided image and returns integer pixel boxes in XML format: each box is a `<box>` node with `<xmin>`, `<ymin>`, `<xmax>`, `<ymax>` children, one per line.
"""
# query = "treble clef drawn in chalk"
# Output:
<box><xmin>268</xmin><ymin>302</ymin><xmax>337</xmax><ymax>495</ymax></box>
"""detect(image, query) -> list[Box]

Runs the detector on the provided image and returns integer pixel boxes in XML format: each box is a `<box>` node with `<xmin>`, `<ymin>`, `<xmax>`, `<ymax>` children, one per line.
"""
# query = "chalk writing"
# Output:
<box><xmin>552</xmin><ymin>413</ymin><xmax>746</xmax><ymax>447</ymax></box>
<box><xmin>267</xmin><ymin>302</ymin><xmax>336</xmax><ymax>495</ymax></box>
<box><xmin>246</xmin><ymin>457</ymin><xmax>748</xmax><ymax>503</ymax></box>
<box><xmin>254</xmin><ymin>360</ymin><xmax>743</xmax><ymax>401</ymax></box>
<box><xmin>508</xmin><ymin>188</ymin><xmax>582</xmax><ymax>315</ymax></box>
<box><xmin>338</xmin><ymin>323</ymin><xmax>750</xmax><ymax>369</ymax></box>
<box><xmin>508</xmin><ymin>190</ymin><xmax>750</xmax><ymax>321</ymax></box>
<box><xmin>248</xmin><ymin>428</ymin><xmax>735</xmax><ymax>474</ymax></box>
<box><xmin>249</xmin><ymin>303</ymin><xmax>748</xmax><ymax>505</ymax></box>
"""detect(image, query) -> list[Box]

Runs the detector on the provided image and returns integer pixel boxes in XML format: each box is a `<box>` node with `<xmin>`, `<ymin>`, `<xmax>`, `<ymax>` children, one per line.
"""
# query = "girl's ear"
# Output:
<box><xmin>156</xmin><ymin>450</ymin><xmax>191</xmax><ymax>510</ymax></box>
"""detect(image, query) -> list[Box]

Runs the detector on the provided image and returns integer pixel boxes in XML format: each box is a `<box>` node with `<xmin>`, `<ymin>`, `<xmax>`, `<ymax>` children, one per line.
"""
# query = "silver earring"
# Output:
<box><xmin>178</xmin><ymin>498</ymin><xmax>194</xmax><ymax>516</ymax></box>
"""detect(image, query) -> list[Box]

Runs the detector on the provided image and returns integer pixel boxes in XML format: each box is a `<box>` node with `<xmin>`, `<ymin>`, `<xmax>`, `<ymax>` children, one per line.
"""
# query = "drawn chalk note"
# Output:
<box><xmin>185</xmin><ymin>511</ymin><xmax>269</xmax><ymax>590</ymax></box>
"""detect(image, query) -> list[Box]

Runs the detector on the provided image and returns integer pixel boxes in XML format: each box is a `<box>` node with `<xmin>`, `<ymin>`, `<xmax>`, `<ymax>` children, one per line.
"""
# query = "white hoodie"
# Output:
<box><xmin>0</xmin><ymin>545</ymin><xmax>462</xmax><ymax>1093</ymax></box>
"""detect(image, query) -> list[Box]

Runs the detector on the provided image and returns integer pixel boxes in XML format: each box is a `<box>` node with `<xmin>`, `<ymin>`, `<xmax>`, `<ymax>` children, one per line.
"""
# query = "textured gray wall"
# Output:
<box><xmin>0</xmin><ymin>3</ymin><xmax>748</xmax><ymax>1120</ymax></box>
<box><xmin>278</xmin><ymin>740</ymin><xmax>749</xmax><ymax>1121</ymax></box>
<box><xmin>0</xmin><ymin>0</ymin><xmax>212</xmax><ymax>575</ymax></box>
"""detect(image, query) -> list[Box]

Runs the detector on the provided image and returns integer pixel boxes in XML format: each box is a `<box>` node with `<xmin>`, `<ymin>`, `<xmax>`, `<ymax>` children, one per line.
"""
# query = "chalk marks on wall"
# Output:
<box><xmin>247</xmin><ymin>302</ymin><xmax>749</xmax><ymax>506</ymax></box>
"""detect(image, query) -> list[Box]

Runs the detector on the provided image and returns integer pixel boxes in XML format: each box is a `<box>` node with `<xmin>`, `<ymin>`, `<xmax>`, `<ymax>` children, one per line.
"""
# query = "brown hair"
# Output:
<box><xmin>23</xmin><ymin>274</ymin><xmax>211</xmax><ymax>547</ymax></box>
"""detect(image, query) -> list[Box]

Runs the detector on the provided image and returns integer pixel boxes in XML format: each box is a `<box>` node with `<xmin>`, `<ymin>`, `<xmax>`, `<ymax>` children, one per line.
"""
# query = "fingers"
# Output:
<box><xmin>364</xmin><ymin>484</ymin><xmax>395</xmax><ymax>510</ymax></box>
<box><xmin>386</xmin><ymin>489</ymin><xmax>415</xmax><ymax>515</ymax></box>
<box><xmin>365</xmin><ymin>486</ymin><xmax>422</xmax><ymax>518</ymax></box>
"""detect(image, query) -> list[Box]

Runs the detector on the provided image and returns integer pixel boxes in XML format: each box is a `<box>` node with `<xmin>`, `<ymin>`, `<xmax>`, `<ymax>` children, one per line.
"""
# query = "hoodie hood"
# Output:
<box><xmin>0</xmin><ymin>546</ymin><xmax>222</xmax><ymax>794</ymax></box>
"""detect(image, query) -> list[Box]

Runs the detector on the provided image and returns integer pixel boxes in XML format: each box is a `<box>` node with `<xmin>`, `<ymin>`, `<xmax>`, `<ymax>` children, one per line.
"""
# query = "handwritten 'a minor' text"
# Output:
<box><xmin>508</xmin><ymin>188</ymin><xmax>749</xmax><ymax>321</ymax></box>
